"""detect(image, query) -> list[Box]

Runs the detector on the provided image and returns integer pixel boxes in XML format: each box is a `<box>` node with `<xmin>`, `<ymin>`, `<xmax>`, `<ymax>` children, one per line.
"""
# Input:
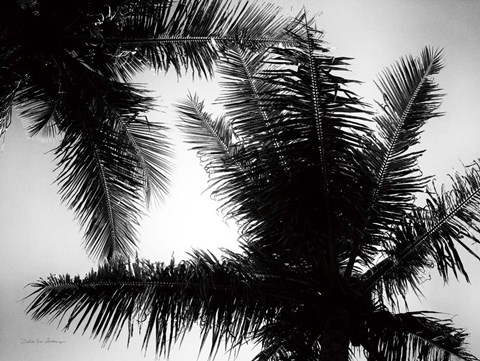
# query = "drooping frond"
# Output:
<box><xmin>349</xmin><ymin>47</ymin><xmax>444</xmax><ymax>272</ymax></box>
<box><xmin>13</xmin><ymin>51</ymin><xmax>171</xmax><ymax>260</ymax></box>
<box><xmin>364</xmin><ymin>310</ymin><xmax>476</xmax><ymax>361</ymax></box>
<box><xmin>52</xmin><ymin>92</ymin><xmax>148</xmax><ymax>260</ymax></box>
<box><xmin>26</xmin><ymin>252</ymin><xmax>280</xmax><ymax>357</ymax></box>
<box><xmin>120</xmin><ymin>115</ymin><xmax>172</xmax><ymax>206</ymax></box>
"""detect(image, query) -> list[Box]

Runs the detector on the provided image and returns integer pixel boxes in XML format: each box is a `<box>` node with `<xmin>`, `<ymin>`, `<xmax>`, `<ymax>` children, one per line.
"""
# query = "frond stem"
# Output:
<box><xmin>62</xmin><ymin>36</ymin><xmax>291</xmax><ymax>46</ymax></box>
<box><xmin>302</xmin><ymin>15</ymin><xmax>335</xmax><ymax>273</ymax></box>
<box><xmin>90</xmin><ymin>138</ymin><xmax>119</xmax><ymax>259</ymax></box>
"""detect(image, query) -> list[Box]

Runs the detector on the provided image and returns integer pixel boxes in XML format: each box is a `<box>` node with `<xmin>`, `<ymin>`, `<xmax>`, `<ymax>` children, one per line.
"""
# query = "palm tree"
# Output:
<box><xmin>26</xmin><ymin>15</ymin><xmax>480</xmax><ymax>361</ymax></box>
<box><xmin>0</xmin><ymin>0</ymin><xmax>290</xmax><ymax>260</ymax></box>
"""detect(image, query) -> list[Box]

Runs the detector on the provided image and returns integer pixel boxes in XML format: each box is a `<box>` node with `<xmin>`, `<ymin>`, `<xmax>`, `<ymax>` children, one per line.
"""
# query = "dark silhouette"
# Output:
<box><xmin>0</xmin><ymin>0</ymin><xmax>290</xmax><ymax>260</ymax></box>
<box><xmin>27</xmin><ymin>15</ymin><xmax>480</xmax><ymax>361</ymax></box>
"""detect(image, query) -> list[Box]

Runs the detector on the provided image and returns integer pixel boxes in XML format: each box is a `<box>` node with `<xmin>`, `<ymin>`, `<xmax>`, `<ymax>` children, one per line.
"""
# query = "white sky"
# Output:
<box><xmin>2</xmin><ymin>1</ymin><xmax>480</xmax><ymax>360</ymax></box>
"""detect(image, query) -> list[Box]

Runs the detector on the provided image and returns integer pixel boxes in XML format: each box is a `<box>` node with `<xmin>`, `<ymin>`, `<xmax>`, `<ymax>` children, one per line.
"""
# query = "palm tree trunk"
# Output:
<box><xmin>318</xmin><ymin>304</ymin><xmax>351</xmax><ymax>361</ymax></box>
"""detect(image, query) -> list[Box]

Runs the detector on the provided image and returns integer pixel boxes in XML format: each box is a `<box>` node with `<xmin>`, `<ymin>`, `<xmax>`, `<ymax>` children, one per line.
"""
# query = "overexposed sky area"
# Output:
<box><xmin>2</xmin><ymin>1</ymin><xmax>480</xmax><ymax>360</ymax></box>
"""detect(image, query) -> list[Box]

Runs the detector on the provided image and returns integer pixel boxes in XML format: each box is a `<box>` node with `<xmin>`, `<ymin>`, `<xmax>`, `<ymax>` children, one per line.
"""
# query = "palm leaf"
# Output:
<box><xmin>364</xmin><ymin>310</ymin><xmax>476</xmax><ymax>361</ymax></box>
<box><xmin>53</xmin><ymin>103</ymin><xmax>145</xmax><ymax>260</ymax></box>
<box><xmin>97</xmin><ymin>0</ymin><xmax>292</xmax><ymax>77</ymax></box>
<box><xmin>178</xmin><ymin>93</ymin><xmax>274</xmax><ymax>245</ymax></box>
<box><xmin>6</xmin><ymin>27</ymin><xmax>173</xmax><ymax>259</ymax></box>
<box><xmin>346</xmin><ymin>47</ymin><xmax>444</xmax><ymax>276</ymax></box>
<box><xmin>363</xmin><ymin>161</ymin><xmax>480</xmax><ymax>302</ymax></box>
<box><xmin>120</xmin><ymin>115</ymin><xmax>172</xmax><ymax>206</ymax></box>
<box><xmin>0</xmin><ymin>45</ymin><xmax>23</xmax><ymax>143</ymax></box>
<box><xmin>19</xmin><ymin>53</ymin><xmax>169</xmax><ymax>259</ymax></box>
<box><xmin>26</xmin><ymin>252</ymin><xmax>280</xmax><ymax>357</ymax></box>
<box><xmin>178</xmin><ymin>92</ymin><xmax>240</xmax><ymax>175</ymax></box>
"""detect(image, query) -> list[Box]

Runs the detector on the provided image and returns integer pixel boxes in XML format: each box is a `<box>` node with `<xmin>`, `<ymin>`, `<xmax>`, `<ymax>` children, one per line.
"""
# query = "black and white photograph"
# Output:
<box><xmin>2</xmin><ymin>1</ymin><xmax>480</xmax><ymax>360</ymax></box>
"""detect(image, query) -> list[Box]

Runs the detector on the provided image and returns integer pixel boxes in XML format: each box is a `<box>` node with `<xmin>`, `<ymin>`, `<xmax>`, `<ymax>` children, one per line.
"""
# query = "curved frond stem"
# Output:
<box><xmin>179</xmin><ymin>93</ymin><xmax>238</xmax><ymax>162</ymax></box>
<box><xmin>117</xmin><ymin>114</ymin><xmax>172</xmax><ymax>206</ymax></box>
<box><xmin>91</xmin><ymin>139</ymin><xmax>119</xmax><ymax>259</ymax></box>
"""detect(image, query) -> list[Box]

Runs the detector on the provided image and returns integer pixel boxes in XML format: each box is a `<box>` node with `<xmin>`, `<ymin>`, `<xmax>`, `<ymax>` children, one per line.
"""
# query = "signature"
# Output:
<box><xmin>20</xmin><ymin>338</ymin><xmax>66</xmax><ymax>345</ymax></box>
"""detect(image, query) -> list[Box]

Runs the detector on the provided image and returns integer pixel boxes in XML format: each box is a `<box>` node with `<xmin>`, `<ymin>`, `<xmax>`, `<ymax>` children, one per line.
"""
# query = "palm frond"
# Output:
<box><xmin>116</xmin><ymin>111</ymin><xmax>172</xmax><ymax>206</ymax></box>
<box><xmin>178</xmin><ymin>93</ymin><xmax>273</xmax><ymax>241</ymax></box>
<box><xmin>216</xmin><ymin>47</ymin><xmax>273</xmax><ymax>134</ymax></box>
<box><xmin>265</xmin><ymin>15</ymin><xmax>371</xmax><ymax>192</ymax></box>
<box><xmin>26</xmin><ymin>252</ymin><xmax>278</xmax><ymax>357</ymax></box>
<box><xmin>100</xmin><ymin>0</ymin><xmax>292</xmax><ymax>77</ymax></box>
<box><xmin>364</xmin><ymin>311</ymin><xmax>476</xmax><ymax>361</ymax></box>
<box><xmin>363</xmin><ymin>161</ymin><xmax>480</xmax><ymax>302</ymax></box>
<box><xmin>347</xmin><ymin>47</ymin><xmax>444</xmax><ymax>275</ymax></box>
<box><xmin>418</xmin><ymin>162</ymin><xmax>480</xmax><ymax>280</ymax></box>
<box><xmin>10</xmin><ymin>39</ymin><xmax>173</xmax><ymax>259</ymax></box>
<box><xmin>252</xmin><ymin>310</ymin><xmax>322</xmax><ymax>361</ymax></box>
<box><xmin>54</xmin><ymin>109</ymin><xmax>144</xmax><ymax>260</ymax></box>
<box><xmin>178</xmin><ymin>92</ymin><xmax>239</xmax><ymax>175</ymax></box>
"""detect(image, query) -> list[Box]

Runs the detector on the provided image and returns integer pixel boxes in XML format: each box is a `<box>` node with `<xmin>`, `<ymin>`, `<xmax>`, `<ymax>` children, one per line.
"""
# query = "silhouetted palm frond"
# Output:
<box><xmin>351</xmin><ymin>47</ymin><xmax>444</xmax><ymax>272</ymax></box>
<box><xmin>364</xmin><ymin>311</ymin><xmax>475</xmax><ymax>361</ymax></box>
<box><xmin>364</xmin><ymin>161</ymin><xmax>480</xmax><ymax>305</ymax></box>
<box><xmin>103</xmin><ymin>0</ymin><xmax>293</xmax><ymax>77</ymax></box>
<box><xmin>27</xmin><ymin>252</ymin><xmax>282</xmax><ymax>357</ymax></box>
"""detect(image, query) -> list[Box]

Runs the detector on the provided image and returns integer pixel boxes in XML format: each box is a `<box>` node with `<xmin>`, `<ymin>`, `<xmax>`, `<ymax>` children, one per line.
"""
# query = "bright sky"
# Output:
<box><xmin>2</xmin><ymin>1</ymin><xmax>480</xmax><ymax>360</ymax></box>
